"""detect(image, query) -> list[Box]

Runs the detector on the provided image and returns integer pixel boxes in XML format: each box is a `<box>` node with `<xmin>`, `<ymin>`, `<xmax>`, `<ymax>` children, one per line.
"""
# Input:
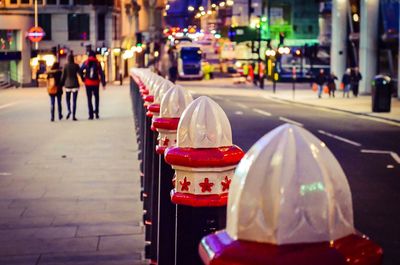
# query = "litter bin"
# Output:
<box><xmin>372</xmin><ymin>75</ymin><xmax>392</xmax><ymax>112</ymax></box>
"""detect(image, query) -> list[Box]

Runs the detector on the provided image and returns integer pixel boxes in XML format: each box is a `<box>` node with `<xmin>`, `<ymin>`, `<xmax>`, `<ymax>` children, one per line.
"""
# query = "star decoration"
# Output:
<box><xmin>179</xmin><ymin>177</ymin><xmax>191</xmax><ymax>191</ymax></box>
<box><xmin>162</xmin><ymin>137</ymin><xmax>170</xmax><ymax>146</ymax></box>
<box><xmin>221</xmin><ymin>176</ymin><xmax>231</xmax><ymax>192</ymax></box>
<box><xmin>199</xmin><ymin>178</ymin><xmax>214</xmax><ymax>193</ymax></box>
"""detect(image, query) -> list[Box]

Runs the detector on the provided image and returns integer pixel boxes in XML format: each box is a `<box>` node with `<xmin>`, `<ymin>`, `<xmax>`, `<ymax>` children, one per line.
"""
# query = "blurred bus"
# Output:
<box><xmin>177</xmin><ymin>43</ymin><xmax>203</xmax><ymax>80</ymax></box>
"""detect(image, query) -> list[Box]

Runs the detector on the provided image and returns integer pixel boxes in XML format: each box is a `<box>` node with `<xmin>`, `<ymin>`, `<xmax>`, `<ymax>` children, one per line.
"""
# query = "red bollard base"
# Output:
<box><xmin>199</xmin><ymin>230</ymin><xmax>383</xmax><ymax>265</ymax></box>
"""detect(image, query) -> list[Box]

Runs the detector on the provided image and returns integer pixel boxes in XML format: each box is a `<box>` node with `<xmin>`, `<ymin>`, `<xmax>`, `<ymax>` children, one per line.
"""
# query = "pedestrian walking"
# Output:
<box><xmin>61</xmin><ymin>54</ymin><xmax>81</xmax><ymax>121</ymax></box>
<box><xmin>326</xmin><ymin>72</ymin><xmax>338</xmax><ymax>98</ymax></box>
<box><xmin>168</xmin><ymin>46</ymin><xmax>178</xmax><ymax>83</ymax></box>
<box><xmin>46</xmin><ymin>62</ymin><xmax>63</xmax><ymax>122</ymax></box>
<box><xmin>341</xmin><ymin>68</ymin><xmax>351</xmax><ymax>98</ymax></box>
<box><xmin>80</xmin><ymin>51</ymin><xmax>106</xmax><ymax>120</ymax></box>
<box><xmin>351</xmin><ymin>67</ymin><xmax>362</xmax><ymax>97</ymax></box>
<box><xmin>314</xmin><ymin>69</ymin><xmax>326</xmax><ymax>98</ymax></box>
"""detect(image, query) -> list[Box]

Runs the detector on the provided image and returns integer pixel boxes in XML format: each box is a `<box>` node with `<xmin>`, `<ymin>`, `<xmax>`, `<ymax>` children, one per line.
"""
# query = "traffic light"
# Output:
<box><xmin>260</xmin><ymin>16</ymin><xmax>269</xmax><ymax>40</ymax></box>
<box><xmin>136</xmin><ymin>32</ymin><xmax>142</xmax><ymax>46</ymax></box>
<box><xmin>59</xmin><ymin>48</ymin><xmax>68</xmax><ymax>57</ymax></box>
<box><xmin>294</xmin><ymin>48</ymin><xmax>302</xmax><ymax>57</ymax></box>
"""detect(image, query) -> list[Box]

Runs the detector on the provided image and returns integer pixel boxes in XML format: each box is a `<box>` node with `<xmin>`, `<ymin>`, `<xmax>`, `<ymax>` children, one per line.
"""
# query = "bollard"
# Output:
<box><xmin>165</xmin><ymin>96</ymin><xmax>245</xmax><ymax>265</ymax></box>
<box><xmin>142</xmin><ymin>73</ymin><xmax>172</xmax><ymax>262</ymax></box>
<box><xmin>152</xmin><ymin>85</ymin><xmax>193</xmax><ymax>265</ymax></box>
<box><xmin>199</xmin><ymin>124</ymin><xmax>383</xmax><ymax>265</ymax></box>
<box><xmin>130</xmin><ymin>69</ymin><xmax>146</xmax><ymax>183</ymax></box>
<box><xmin>147</xmin><ymin>79</ymin><xmax>175</xmax><ymax>264</ymax></box>
<box><xmin>141</xmin><ymin>72</ymin><xmax>160</xmax><ymax>259</ymax></box>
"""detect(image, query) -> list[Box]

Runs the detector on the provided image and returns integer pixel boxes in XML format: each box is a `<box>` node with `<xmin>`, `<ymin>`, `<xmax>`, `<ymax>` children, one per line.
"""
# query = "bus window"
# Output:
<box><xmin>180</xmin><ymin>47</ymin><xmax>202</xmax><ymax>61</ymax></box>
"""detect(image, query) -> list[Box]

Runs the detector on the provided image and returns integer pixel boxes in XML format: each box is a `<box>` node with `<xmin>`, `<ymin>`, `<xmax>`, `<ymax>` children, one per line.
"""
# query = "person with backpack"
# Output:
<box><xmin>61</xmin><ymin>54</ymin><xmax>81</xmax><ymax>121</ymax></box>
<box><xmin>80</xmin><ymin>51</ymin><xmax>106</xmax><ymax>120</ymax></box>
<box><xmin>46</xmin><ymin>62</ymin><xmax>63</xmax><ymax>122</ymax></box>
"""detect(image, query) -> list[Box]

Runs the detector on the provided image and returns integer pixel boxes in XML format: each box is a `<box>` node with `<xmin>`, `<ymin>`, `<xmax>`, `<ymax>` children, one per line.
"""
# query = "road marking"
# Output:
<box><xmin>387</xmin><ymin>165</ymin><xmax>395</xmax><ymax>169</ymax></box>
<box><xmin>0</xmin><ymin>102</ymin><xmax>20</xmax><ymax>110</ymax></box>
<box><xmin>263</xmin><ymin>94</ymin><xmax>400</xmax><ymax>127</ymax></box>
<box><xmin>279</xmin><ymin>117</ymin><xmax>303</xmax><ymax>127</ymax></box>
<box><xmin>234</xmin><ymin>111</ymin><xmax>244</xmax><ymax>115</ymax></box>
<box><xmin>212</xmin><ymin>95</ymin><xmax>223</xmax><ymax>100</ymax></box>
<box><xmin>253</xmin><ymin>108</ymin><xmax>272</xmax><ymax>116</ymax></box>
<box><xmin>236</xmin><ymin>103</ymin><xmax>249</xmax><ymax>109</ymax></box>
<box><xmin>318</xmin><ymin>130</ymin><xmax>362</xmax><ymax>147</ymax></box>
<box><xmin>361</xmin><ymin>149</ymin><xmax>400</xmax><ymax>164</ymax></box>
<box><xmin>262</xmin><ymin>95</ymin><xmax>291</xmax><ymax>105</ymax></box>
<box><xmin>0</xmin><ymin>172</ymin><xmax>11</xmax><ymax>176</ymax></box>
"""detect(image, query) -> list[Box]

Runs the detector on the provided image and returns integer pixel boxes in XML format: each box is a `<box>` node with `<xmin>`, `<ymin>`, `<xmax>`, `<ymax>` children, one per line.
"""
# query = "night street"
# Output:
<box><xmin>1</xmin><ymin>0</ymin><xmax>400</xmax><ymax>264</ymax></box>
<box><xmin>180</xmin><ymin>79</ymin><xmax>400</xmax><ymax>265</ymax></box>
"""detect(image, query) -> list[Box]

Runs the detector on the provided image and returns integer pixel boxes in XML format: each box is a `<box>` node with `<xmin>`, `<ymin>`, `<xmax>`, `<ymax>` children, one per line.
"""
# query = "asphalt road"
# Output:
<box><xmin>188</xmin><ymin>90</ymin><xmax>400</xmax><ymax>265</ymax></box>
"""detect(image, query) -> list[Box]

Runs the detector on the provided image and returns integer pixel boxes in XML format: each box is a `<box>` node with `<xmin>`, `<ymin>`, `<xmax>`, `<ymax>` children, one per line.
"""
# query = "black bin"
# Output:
<box><xmin>372</xmin><ymin>75</ymin><xmax>392</xmax><ymax>112</ymax></box>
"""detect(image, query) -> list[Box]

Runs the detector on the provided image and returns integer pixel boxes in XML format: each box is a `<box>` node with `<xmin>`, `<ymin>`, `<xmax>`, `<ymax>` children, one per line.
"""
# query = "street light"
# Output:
<box><xmin>188</xmin><ymin>6</ymin><xmax>195</xmax><ymax>12</ymax></box>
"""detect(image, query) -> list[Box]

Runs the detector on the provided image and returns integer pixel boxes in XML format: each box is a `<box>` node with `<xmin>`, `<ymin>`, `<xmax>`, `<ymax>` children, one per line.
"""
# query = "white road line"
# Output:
<box><xmin>0</xmin><ymin>102</ymin><xmax>19</xmax><ymax>110</ymax></box>
<box><xmin>318</xmin><ymin>130</ymin><xmax>362</xmax><ymax>147</ymax></box>
<box><xmin>361</xmin><ymin>149</ymin><xmax>400</xmax><ymax>164</ymax></box>
<box><xmin>279</xmin><ymin>117</ymin><xmax>303</xmax><ymax>127</ymax></box>
<box><xmin>236</xmin><ymin>103</ymin><xmax>249</xmax><ymax>109</ymax></box>
<box><xmin>262</xmin><ymin>95</ymin><xmax>291</xmax><ymax>105</ymax></box>
<box><xmin>253</xmin><ymin>108</ymin><xmax>272</xmax><ymax>116</ymax></box>
<box><xmin>234</xmin><ymin>111</ymin><xmax>244</xmax><ymax>115</ymax></box>
<box><xmin>0</xmin><ymin>172</ymin><xmax>11</xmax><ymax>176</ymax></box>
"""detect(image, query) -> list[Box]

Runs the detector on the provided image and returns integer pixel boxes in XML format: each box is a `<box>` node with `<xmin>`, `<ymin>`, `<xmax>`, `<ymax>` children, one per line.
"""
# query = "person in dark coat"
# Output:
<box><xmin>168</xmin><ymin>46</ymin><xmax>178</xmax><ymax>83</ymax></box>
<box><xmin>342</xmin><ymin>68</ymin><xmax>351</xmax><ymax>98</ymax></box>
<box><xmin>326</xmin><ymin>72</ymin><xmax>338</xmax><ymax>98</ymax></box>
<box><xmin>61</xmin><ymin>54</ymin><xmax>81</xmax><ymax>121</ymax></box>
<box><xmin>46</xmin><ymin>62</ymin><xmax>63</xmax><ymax>121</ymax></box>
<box><xmin>314</xmin><ymin>69</ymin><xmax>326</xmax><ymax>98</ymax></box>
<box><xmin>80</xmin><ymin>51</ymin><xmax>106</xmax><ymax>120</ymax></box>
<box><xmin>351</xmin><ymin>67</ymin><xmax>362</xmax><ymax>97</ymax></box>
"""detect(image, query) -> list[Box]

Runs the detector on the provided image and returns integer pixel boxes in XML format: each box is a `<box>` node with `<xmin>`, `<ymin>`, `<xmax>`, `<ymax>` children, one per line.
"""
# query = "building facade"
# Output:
<box><xmin>0</xmin><ymin>0</ymin><xmax>122</xmax><ymax>86</ymax></box>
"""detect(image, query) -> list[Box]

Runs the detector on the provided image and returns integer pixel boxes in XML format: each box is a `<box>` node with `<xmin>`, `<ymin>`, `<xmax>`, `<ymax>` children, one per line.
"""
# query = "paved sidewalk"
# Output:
<box><xmin>0</xmin><ymin>84</ymin><xmax>145</xmax><ymax>265</ymax></box>
<box><xmin>179</xmin><ymin>78</ymin><xmax>400</xmax><ymax>123</ymax></box>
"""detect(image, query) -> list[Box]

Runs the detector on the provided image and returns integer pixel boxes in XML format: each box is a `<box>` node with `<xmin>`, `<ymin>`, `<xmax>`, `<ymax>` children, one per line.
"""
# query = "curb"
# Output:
<box><xmin>269</xmin><ymin>96</ymin><xmax>400</xmax><ymax>125</ymax></box>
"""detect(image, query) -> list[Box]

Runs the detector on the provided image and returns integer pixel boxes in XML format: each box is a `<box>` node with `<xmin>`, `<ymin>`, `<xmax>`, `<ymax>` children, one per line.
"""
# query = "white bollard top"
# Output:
<box><xmin>177</xmin><ymin>96</ymin><xmax>232</xmax><ymax>148</ymax></box>
<box><xmin>153</xmin><ymin>79</ymin><xmax>175</xmax><ymax>104</ymax></box>
<box><xmin>160</xmin><ymin>85</ymin><xmax>193</xmax><ymax>118</ymax></box>
<box><xmin>226</xmin><ymin>124</ymin><xmax>354</xmax><ymax>245</ymax></box>
<box><xmin>145</xmin><ymin>74</ymin><xmax>160</xmax><ymax>95</ymax></box>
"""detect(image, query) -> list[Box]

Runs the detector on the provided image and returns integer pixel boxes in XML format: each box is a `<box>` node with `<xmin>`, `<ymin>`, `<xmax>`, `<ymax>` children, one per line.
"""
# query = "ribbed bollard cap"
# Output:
<box><xmin>198</xmin><ymin>124</ymin><xmax>382</xmax><ymax>265</ymax></box>
<box><xmin>152</xmin><ymin>85</ymin><xmax>193</xmax><ymax>154</ymax></box>
<box><xmin>148</xmin><ymin>79</ymin><xmax>175</xmax><ymax>126</ymax></box>
<box><xmin>227</xmin><ymin>124</ymin><xmax>354</xmax><ymax>244</ymax></box>
<box><xmin>177</xmin><ymin>96</ymin><xmax>232</xmax><ymax>148</ymax></box>
<box><xmin>160</xmin><ymin>85</ymin><xmax>193</xmax><ymax>118</ymax></box>
<box><xmin>165</xmin><ymin>96</ymin><xmax>244</xmax><ymax>207</ymax></box>
<box><xmin>143</xmin><ymin>75</ymin><xmax>162</xmax><ymax>106</ymax></box>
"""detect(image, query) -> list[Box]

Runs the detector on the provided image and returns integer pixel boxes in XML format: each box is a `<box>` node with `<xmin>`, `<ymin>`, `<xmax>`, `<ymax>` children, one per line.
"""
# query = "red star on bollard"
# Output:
<box><xmin>179</xmin><ymin>177</ymin><xmax>191</xmax><ymax>191</ymax></box>
<box><xmin>163</xmin><ymin>137</ymin><xmax>170</xmax><ymax>146</ymax></box>
<box><xmin>221</xmin><ymin>176</ymin><xmax>231</xmax><ymax>192</ymax></box>
<box><xmin>199</xmin><ymin>178</ymin><xmax>214</xmax><ymax>192</ymax></box>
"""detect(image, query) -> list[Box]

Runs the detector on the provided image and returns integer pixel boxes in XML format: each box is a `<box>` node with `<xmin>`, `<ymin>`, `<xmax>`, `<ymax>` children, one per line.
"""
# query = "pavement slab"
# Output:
<box><xmin>0</xmin><ymin>84</ymin><xmax>144</xmax><ymax>264</ymax></box>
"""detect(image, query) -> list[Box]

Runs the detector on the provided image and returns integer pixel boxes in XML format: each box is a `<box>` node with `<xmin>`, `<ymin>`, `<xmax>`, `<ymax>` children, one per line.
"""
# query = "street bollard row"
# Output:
<box><xmin>129</xmin><ymin>68</ymin><xmax>383</xmax><ymax>265</ymax></box>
